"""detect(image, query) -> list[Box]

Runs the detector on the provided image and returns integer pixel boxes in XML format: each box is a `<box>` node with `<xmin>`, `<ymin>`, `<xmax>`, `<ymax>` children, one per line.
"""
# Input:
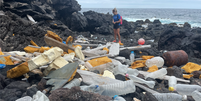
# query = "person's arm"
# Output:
<box><xmin>112</xmin><ymin>19</ymin><xmax>115</xmax><ymax>24</ymax></box>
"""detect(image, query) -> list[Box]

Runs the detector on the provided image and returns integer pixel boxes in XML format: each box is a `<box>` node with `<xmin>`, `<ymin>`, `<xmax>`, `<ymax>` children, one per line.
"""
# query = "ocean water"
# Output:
<box><xmin>80</xmin><ymin>8</ymin><xmax>201</xmax><ymax>28</ymax></box>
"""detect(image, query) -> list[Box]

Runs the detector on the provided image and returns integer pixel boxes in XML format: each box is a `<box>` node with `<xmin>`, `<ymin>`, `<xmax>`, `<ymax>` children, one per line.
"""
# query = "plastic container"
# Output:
<box><xmin>145</xmin><ymin>57</ymin><xmax>164</xmax><ymax>67</ymax></box>
<box><xmin>191</xmin><ymin>90</ymin><xmax>201</xmax><ymax>101</ymax></box>
<box><xmin>162</xmin><ymin>50</ymin><xmax>188</xmax><ymax>67</ymax></box>
<box><xmin>127</xmin><ymin>74</ymin><xmax>155</xmax><ymax>88</ymax></box>
<box><xmin>145</xmin><ymin>68</ymin><xmax>167</xmax><ymax>79</ymax></box>
<box><xmin>0</xmin><ymin>64</ymin><xmax>6</xmax><ymax>69</ymax></box>
<box><xmin>63</xmin><ymin>78</ymin><xmax>82</xmax><ymax>89</ymax></box>
<box><xmin>174</xmin><ymin>84</ymin><xmax>201</xmax><ymax>95</ymax></box>
<box><xmin>100</xmin><ymin>80</ymin><xmax>136</xmax><ymax>97</ymax></box>
<box><xmin>113</xmin><ymin>95</ymin><xmax>126</xmax><ymax>101</ymax></box>
<box><xmin>168</xmin><ymin>76</ymin><xmax>177</xmax><ymax>91</ymax></box>
<box><xmin>153</xmin><ymin>93</ymin><xmax>186</xmax><ymax>101</ymax></box>
<box><xmin>130</xmin><ymin>51</ymin><xmax>135</xmax><ymax>63</ymax></box>
<box><xmin>126</xmin><ymin>68</ymin><xmax>139</xmax><ymax>76</ymax></box>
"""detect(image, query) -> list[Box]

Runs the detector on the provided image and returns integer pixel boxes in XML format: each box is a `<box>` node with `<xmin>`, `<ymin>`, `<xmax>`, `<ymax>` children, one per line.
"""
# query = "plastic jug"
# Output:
<box><xmin>174</xmin><ymin>84</ymin><xmax>201</xmax><ymax>95</ymax></box>
<box><xmin>63</xmin><ymin>78</ymin><xmax>82</xmax><ymax>89</ymax></box>
<box><xmin>127</xmin><ymin>74</ymin><xmax>155</xmax><ymax>88</ymax></box>
<box><xmin>191</xmin><ymin>90</ymin><xmax>201</xmax><ymax>101</ymax></box>
<box><xmin>113</xmin><ymin>95</ymin><xmax>126</xmax><ymax>101</ymax></box>
<box><xmin>145</xmin><ymin>57</ymin><xmax>164</xmax><ymax>67</ymax></box>
<box><xmin>100</xmin><ymin>80</ymin><xmax>136</xmax><ymax>97</ymax></box>
<box><xmin>168</xmin><ymin>76</ymin><xmax>177</xmax><ymax>91</ymax></box>
<box><xmin>153</xmin><ymin>93</ymin><xmax>186</xmax><ymax>101</ymax></box>
<box><xmin>130</xmin><ymin>51</ymin><xmax>135</xmax><ymax>63</ymax></box>
<box><xmin>145</xmin><ymin>68</ymin><xmax>167</xmax><ymax>79</ymax></box>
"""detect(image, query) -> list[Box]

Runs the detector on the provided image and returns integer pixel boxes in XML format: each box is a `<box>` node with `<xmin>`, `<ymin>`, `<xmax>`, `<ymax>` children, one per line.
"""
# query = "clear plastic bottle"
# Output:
<box><xmin>145</xmin><ymin>57</ymin><xmax>164</xmax><ymax>67</ymax></box>
<box><xmin>127</xmin><ymin>74</ymin><xmax>155</xmax><ymax>88</ymax></box>
<box><xmin>42</xmin><ymin>87</ymin><xmax>52</xmax><ymax>94</ymax></box>
<box><xmin>130</xmin><ymin>51</ymin><xmax>135</xmax><ymax>63</ymax></box>
<box><xmin>145</xmin><ymin>68</ymin><xmax>167</xmax><ymax>79</ymax></box>
<box><xmin>80</xmin><ymin>85</ymin><xmax>104</xmax><ymax>95</ymax></box>
<box><xmin>113</xmin><ymin>95</ymin><xmax>126</xmax><ymax>101</ymax></box>
<box><xmin>63</xmin><ymin>78</ymin><xmax>82</xmax><ymax>89</ymax></box>
<box><xmin>153</xmin><ymin>93</ymin><xmax>186</xmax><ymax>101</ymax></box>
<box><xmin>126</xmin><ymin>68</ymin><xmax>139</xmax><ymax>76</ymax></box>
<box><xmin>174</xmin><ymin>84</ymin><xmax>201</xmax><ymax>95</ymax></box>
<box><xmin>100</xmin><ymin>80</ymin><xmax>136</xmax><ymax>97</ymax></box>
<box><xmin>168</xmin><ymin>76</ymin><xmax>177</xmax><ymax>91</ymax></box>
<box><xmin>191</xmin><ymin>90</ymin><xmax>201</xmax><ymax>101</ymax></box>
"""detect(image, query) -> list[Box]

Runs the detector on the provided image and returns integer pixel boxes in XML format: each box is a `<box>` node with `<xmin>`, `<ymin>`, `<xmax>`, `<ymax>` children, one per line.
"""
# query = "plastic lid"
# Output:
<box><xmin>168</xmin><ymin>87</ymin><xmax>174</xmax><ymax>91</ymax></box>
<box><xmin>131</xmin><ymin>51</ymin><xmax>134</xmax><ymax>54</ymax></box>
<box><xmin>182</xmin><ymin>95</ymin><xmax>187</xmax><ymax>100</ymax></box>
<box><xmin>113</xmin><ymin>95</ymin><xmax>118</xmax><ymax>99</ymax></box>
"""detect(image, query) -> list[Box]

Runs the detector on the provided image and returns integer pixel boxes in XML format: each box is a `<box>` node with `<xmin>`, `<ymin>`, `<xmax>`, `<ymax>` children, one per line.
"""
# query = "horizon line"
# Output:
<box><xmin>81</xmin><ymin>8</ymin><xmax>201</xmax><ymax>10</ymax></box>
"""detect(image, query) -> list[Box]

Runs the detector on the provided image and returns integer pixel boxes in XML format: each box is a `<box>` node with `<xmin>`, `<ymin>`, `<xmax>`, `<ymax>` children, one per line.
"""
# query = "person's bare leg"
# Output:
<box><xmin>113</xmin><ymin>29</ymin><xmax>117</xmax><ymax>42</ymax></box>
<box><xmin>117</xmin><ymin>28</ymin><xmax>121</xmax><ymax>42</ymax></box>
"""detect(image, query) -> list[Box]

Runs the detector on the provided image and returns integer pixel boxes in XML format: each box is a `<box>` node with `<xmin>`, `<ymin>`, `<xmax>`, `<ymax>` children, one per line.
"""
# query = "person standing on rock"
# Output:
<box><xmin>112</xmin><ymin>8</ymin><xmax>121</xmax><ymax>43</ymax></box>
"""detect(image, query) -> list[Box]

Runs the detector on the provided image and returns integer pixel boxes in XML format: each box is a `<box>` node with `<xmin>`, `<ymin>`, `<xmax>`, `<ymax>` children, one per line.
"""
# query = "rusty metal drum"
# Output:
<box><xmin>162</xmin><ymin>50</ymin><xmax>188</xmax><ymax>67</ymax></box>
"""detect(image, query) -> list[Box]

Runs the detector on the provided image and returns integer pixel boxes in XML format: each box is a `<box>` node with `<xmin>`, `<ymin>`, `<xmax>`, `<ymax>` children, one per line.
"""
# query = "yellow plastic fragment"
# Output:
<box><xmin>68</xmin><ymin>68</ymin><xmax>77</xmax><ymax>82</ymax></box>
<box><xmin>39</xmin><ymin>47</ymin><xmax>52</xmax><ymax>53</ymax></box>
<box><xmin>66</xmin><ymin>36</ymin><xmax>73</xmax><ymax>45</ymax></box>
<box><xmin>130</xmin><ymin>60</ymin><xmax>146</xmax><ymax>69</ymax></box>
<box><xmin>24</xmin><ymin>46</ymin><xmax>39</xmax><ymax>53</ymax></box>
<box><xmin>45</xmin><ymin>30</ymin><xmax>62</xmax><ymax>42</ymax></box>
<box><xmin>103</xmin><ymin>47</ymin><xmax>109</xmax><ymax>54</ymax></box>
<box><xmin>119</xmin><ymin>42</ymin><xmax>124</xmax><ymax>46</ymax></box>
<box><xmin>30</xmin><ymin>40</ymin><xmax>38</xmax><ymax>47</ymax></box>
<box><xmin>147</xmin><ymin>65</ymin><xmax>158</xmax><ymax>72</ymax></box>
<box><xmin>68</xmin><ymin>45</ymin><xmax>82</xmax><ymax>54</ymax></box>
<box><xmin>199</xmin><ymin>75</ymin><xmax>201</xmax><ymax>79</ymax></box>
<box><xmin>181</xmin><ymin>62</ymin><xmax>201</xmax><ymax>73</ymax></box>
<box><xmin>87</xmin><ymin>56</ymin><xmax>112</xmax><ymax>67</ymax></box>
<box><xmin>0</xmin><ymin>51</ymin><xmax>14</xmax><ymax>65</ymax></box>
<box><xmin>141</xmin><ymin>56</ymin><xmax>154</xmax><ymax>60</ymax></box>
<box><xmin>7</xmin><ymin>62</ymin><xmax>30</xmax><ymax>78</ymax></box>
<box><xmin>183</xmin><ymin>74</ymin><xmax>193</xmax><ymax>79</ymax></box>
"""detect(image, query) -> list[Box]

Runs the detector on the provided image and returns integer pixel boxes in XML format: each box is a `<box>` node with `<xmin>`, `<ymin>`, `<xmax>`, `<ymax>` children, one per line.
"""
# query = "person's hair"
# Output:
<box><xmin>113</xmin><ymin>8</ymin><xmax>117</xmax><ymax>12</ymax></box>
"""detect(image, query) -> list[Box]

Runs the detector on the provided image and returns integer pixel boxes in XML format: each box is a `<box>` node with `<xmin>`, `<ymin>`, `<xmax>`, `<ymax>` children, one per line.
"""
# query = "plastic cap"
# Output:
<box><xmin>95</xmin><ymin>85</ymin><xmax>99</xmax><ymax>89</ymax></box>
<box><xmin>78</xmin><ymin>78</ymin><xmax>82</xmax><ymax>81</ymax></box>
<box><xmin>182</xmin><ymin>95</ymin><xmax>187</xmax><ymax>100</ymax></box>
<box><xmin>125</xmin><ymin>74</ymin><xmax>129</xmax><ymax>77</ymax></box>
<box><xmin>168</xmin><ymin>87</ymin><xmax>174</xmax><ymax>91</ymax></box>
<box><xmin>131</xmin><ymin>51</ymin><xmax>134</xmax><ymax>54</ymax></box>
<box><xmin>113</xmin><ymin>95</ymin><xmax>118</xmax><ymax>99</ymax></box>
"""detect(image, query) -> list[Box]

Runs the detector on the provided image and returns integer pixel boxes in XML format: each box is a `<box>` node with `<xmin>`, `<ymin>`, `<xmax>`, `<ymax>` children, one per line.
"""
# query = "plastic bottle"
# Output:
<box><xmin>145</xmin><ymin>57</ymin><xmax>164</xmax><ymax>67</ymax></box>
<box><xmin>42</xmin><ymin>87</ymin><xmax>52</xmax><ymax>94</ymax></box>
<box><xmin>145</xmin><ymin>68</ymin><xmax>167</xmax><ymax>79</ymax></box>
<box><xmin>126</xmin><ymin>68</ymin><xmax>139</xmax><ymax>76</ymax></box>
<box><xmin>100</xmin><ymin>80</ymin><xmax>136</xmax><ymax>97</ymax></box>
<box><xmin>63</xmin><ymin>78</ymin><xmax>82</xmax><ymax>89</ymax></box>
<box><xmin>191</xmin><ymin>90</ymin><xmax>201</xmax><ymax>101</ymax></box>
<box><xmin>16</xmin><ymin>96</ymin><xmax>32</xmax><ymax>101</ymax></box>
<box><xmin>113</xmin><ymin>95</ymin><xmax>126</xmax><ymax>101</ymax></box>
<box><xmin>127</xmin><ymin>74</ymin><xmax>155</xmax><ymax>88</ymax></box>
<box><xmin>80</xmin><ymin>85</ymin><xmax>104</xmax><ymax>95</ymax></box>
<box><xmin>153</xmin><ymin>93</ymin><xmax>186</xmax><ymax>101</ymax></box>
<box><xmin>130</xmin><ymin>51</ymin><xmax>135</xmax><ymax>63</ymax></box>
<box><xmin>168</xmin><ymin>76</ymin><xmax>177</xmax><ymax>91</ymax></box>
<box><xmin>174</xmin><ymin>84</ymin><xmax>201</xmax><ymax>95</ymax></box>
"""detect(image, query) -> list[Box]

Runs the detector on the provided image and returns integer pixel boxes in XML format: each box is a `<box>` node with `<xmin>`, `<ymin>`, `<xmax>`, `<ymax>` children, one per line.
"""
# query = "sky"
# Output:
<box><xmin>76</xmin><ymin>0</ymin><xmax>201</xmax><ymax>9</ymax></box>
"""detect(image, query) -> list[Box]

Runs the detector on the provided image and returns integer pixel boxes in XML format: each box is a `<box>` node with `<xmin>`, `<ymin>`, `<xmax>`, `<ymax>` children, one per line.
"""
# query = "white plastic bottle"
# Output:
<box><xmin>168</xmin><ymin>76</ymin><xmax>177</xmax><ymax>91</ymax></box>
<box><xmin>130</xmin><ymin>51</ymin><xmax>135</xmax><ymax>63</ymax></box>
<box><xmin>127</xmin><ymin>74</ymin><xmax>155</xmax><ymax>88</ymax></box>
<box><xmin>191</xmin><ymin>90</ymin><xmax>201</xmax><ymax>101</ymax></box>
<box><xmin>126</xmin><ymin>68</ymin><xmax>139</xmax><ymax>76</ymax></box>
<box><xmin>63</xmin><ymin>78</ymin><xmax>82</xmax><ymax>89</ymax></box>
<box><xmin>145</xmin><ymin>57</ymin><xmax>164</xmax><ymax>67</ymax></box>
<box><xmin>100</xmin><ymin>80</ymin><xmax>136</xmax><ymax>97</ymax></box>
<box><xmin>113</xmin><ymin>95</ymin><xmax>126</xmax><ymax>101</ymax></box>
<box><xmin>153</xmin><ymin>93</ymin><xmax>186</xmax><ymax>101</ymax></box>
<box><xmin>145</xmin><ymin>68</ymin><xmax>167</xmax><ymax>79</ymax></box>
<box><xmin>174</xmin><ymin>84</ymin><xmax>201</xmax><ymax>95</ymax></box>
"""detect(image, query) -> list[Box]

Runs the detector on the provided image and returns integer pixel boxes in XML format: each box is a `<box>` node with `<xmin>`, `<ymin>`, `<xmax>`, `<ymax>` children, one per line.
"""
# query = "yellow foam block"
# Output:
<box><xmin>147</xmin><ymin>65</ymin><xmax>158</xmax><ymax>72</ymax></box>
<box><xmin>181</xmin><ymin>62</ymin><xmax>201</xmax><ymax>73</ymax></box>
<box><xmin>119</xmin><ymin>42</ymin><xmax>124</xmax><ymax>46</ymax></box>
<box><xmin>68</xmin><ymin>68</ymin><xmax>77</xmax><ymax>82</ymax></box>
<box><xmin>30</xmin><ymin>40</ymin><xmax>38</xmax><ymax>47</ymax></box>
<box><xmin>87</xmin><ymin>56</ymin><xmax>112</xmax><ymax>67</ymax></box>
<box><xmin>39</xmin><ymin>47</ymin><xmax>52</xmax><ymax>53</ymax></box>
<box><xmin>66</xmin><ymin>36</ymin><xmax>73</xmax><ymax>45</ymax></box>
<box><xmin>103</xmin><ymin>47</ymin><xmax>109</xmax><ymax>54</ymax></box>
<box><xmin>7</xmin><ymin>62</ymin><xmax>30</xmax><ymax>78</ymax></box>
<box><xmin>46</xmin><ymin>30</ymin><xmax>62</xmax><ymax>42</ymax></box>
<box><xmin>183</xmin><ymin>74</ymin><xmax>193</xmax><ymax>79</ymax></box>
<box><xmin>24</xmin><ymin>46</ymin><xmax>39</xmax><ymax>53</ymax></box>
<box><xmin>141</xmin><ymin>56</ymin><xmax>154</xmax><ymax>60</ymax></box>
<box><xmin>68</xmin><ymin>45</ymin><xmax>82</xmax><ymax>55</ymax></box>
<box><xmin>130</xmin><ymin>60</ymin><xmax>146</xmax><ymax>69</ymax></box>
<box><xmin>102</xmin><ymin>70</ymin><xmax>115</xmax><ymax>79</ymax></box>
<box><xmin>0</xmin><ymin>51</ymin><xmax>14</xmax><ymax>65</ymax></box>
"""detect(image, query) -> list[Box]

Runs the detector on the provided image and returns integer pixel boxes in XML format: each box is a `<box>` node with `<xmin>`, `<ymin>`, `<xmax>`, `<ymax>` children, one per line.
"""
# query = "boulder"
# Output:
<box><xmin>166</xmin><ymin>66</ymin><xmax>183</xmax><ymax>78</ymax></box>
<box><xmin>184</xmin><ymin>22</ymin><xmax>191</xmax><ymax>28</ymax></box>
<box><xmin>145</xmin><ymin>19</ymin><xmax>151</xmax><ymax>23</ymax></box>
<box><xmin>153</xmin><ymin>19</ymin><xmax>161</xmax><ymax>24</ymax></box>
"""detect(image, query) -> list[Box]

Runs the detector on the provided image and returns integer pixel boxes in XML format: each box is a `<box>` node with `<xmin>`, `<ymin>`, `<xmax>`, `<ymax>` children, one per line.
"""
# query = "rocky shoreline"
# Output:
<box><xmin>0</xmin><ymin>0</ymin><xmax>201</xmax><ymax>101</ymax></box>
